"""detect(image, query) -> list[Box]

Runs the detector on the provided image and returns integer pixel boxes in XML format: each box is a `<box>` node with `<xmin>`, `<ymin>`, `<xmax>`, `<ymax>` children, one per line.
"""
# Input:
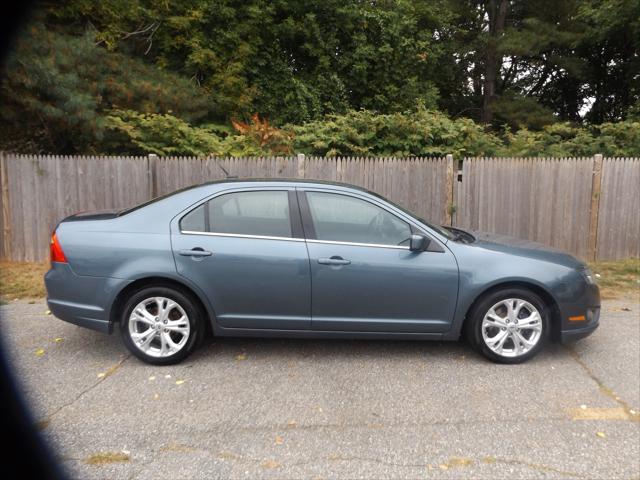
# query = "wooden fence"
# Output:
<box><xmin>0</xmin><ymin>153</ymin><xmax>638</xmax><ymax>262</ymax></box>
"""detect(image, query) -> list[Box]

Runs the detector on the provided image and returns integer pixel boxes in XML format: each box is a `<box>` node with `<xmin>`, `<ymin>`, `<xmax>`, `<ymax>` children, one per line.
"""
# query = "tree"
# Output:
<box><xmin>0</xmin><ymin>20</ymin><xmax>212</xmax><ymax>153</ymax></box>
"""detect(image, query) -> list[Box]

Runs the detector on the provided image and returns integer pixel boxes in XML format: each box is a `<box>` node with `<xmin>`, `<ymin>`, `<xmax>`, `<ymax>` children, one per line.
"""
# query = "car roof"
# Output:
<box><xmin>197</xmin><ymin>177</ymin><xmax>372</xmax><ymax>193</ymax></box>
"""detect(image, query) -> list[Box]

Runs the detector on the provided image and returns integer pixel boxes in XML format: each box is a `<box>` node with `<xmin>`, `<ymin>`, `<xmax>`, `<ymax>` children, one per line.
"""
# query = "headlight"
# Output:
<box><xmin>582</xmin><ymin>267</ymin><xmax>596</xmax><ymax>285</ymax></box>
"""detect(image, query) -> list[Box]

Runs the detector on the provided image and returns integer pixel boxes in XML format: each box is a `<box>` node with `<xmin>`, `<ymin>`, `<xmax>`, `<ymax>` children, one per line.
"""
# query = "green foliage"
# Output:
<box><xmin>105</xmin><ymin>110</ymin><xmax>292</xmax><ymax>157</ymax></box>
<box><xmin>291</xmin><ymin>108</ymin><xmax>502</xmax><ymax>157</ymax></box>
<box><xmin>105</xmin><ymin>110</ymin><xmax>224</xmax><ymax>156</ymax></box>
<box><xmin>500</xmin><ymin>121</ymin><xmax>640</xmax><ymax>157</ymax></box>
<box><xmin>292</xmin><ymin>110</ymin><xmax>640</xmax><ymax>157</ymax></box>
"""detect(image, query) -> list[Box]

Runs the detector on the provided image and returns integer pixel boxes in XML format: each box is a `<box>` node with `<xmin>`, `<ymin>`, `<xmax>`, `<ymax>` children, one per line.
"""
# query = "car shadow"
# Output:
<box><xmin>65</xmin><ymin>323</ymin><xmax>573</xmax><ymax>365</ymax></box>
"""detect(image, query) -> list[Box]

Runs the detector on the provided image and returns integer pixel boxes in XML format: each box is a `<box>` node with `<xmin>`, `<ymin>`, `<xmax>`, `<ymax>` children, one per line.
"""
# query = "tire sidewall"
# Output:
<box><xmin>120</xmin><ymin>286</ymin><xmax>202</xmax><ymax>365</ymax></box>
<box><xmin>467</xmin><ymin>288</ymin><xmax>549</xmax><ymax>364</ymax></box>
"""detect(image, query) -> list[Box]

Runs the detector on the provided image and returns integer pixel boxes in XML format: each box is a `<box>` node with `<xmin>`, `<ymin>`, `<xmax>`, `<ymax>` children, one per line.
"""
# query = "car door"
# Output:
<box><xmin>171</xmin><ymin>188</ymin><xmax>311</xmax><ymax>330</ymax></box>
<box><xmin>299</xmin><ymin>189</ymin><xmax>458</xmax><ymax>333</ymax></box>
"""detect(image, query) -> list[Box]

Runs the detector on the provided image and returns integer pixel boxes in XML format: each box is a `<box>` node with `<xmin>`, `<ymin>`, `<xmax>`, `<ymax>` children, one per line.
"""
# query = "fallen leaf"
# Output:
<box><xmin>235</xmin><ymin>353</ymin><xmax>247</xmax><ymax>361</ymax></box>
<box><xmin>85</xmin><ymin>452</ymin><xmax>130</xmax><ymax>465</ymax></box>
<box><xmin>45</xmin><ymin>310</ymin><xmax>51</xmax><ymax>315</ymax></box>
<box><xmin>97</xmin><ymin>372</ymin><xmax>106</xmax><ymax>378</ymax></box>
<box><xmin>596</xmin><ymin>431</ymin><xmax>606</xmax><ymax>438</ymax></box>
<box><xmin>261</xmin><ymin>459</ymin><xmax>280</xmax><ymax>469</ymax></box>
<box><xmin>35</xmin><ymin>348</ymin><xmax>45</xmax><ymax>357</ymax></box>
<box><xmin>175</xmin><ymin>380</ymin><xmax>185</xmax><ymax>385</ymax></box>
<box><xmin>53</xmin><ymin>337</ymin><xmax>63</xmax><ymax>343</ymax></box>
<box><xmin>275</xmin><ymin>435</ymin><xmax>284</xmax><ymax>445</ymax></box>
<box><xmin>287</xmin><ymin>419</ymin><xmax>297</xmax><ymax>427</ymax></box>
<box><xmin>570</xmin><ymin>407</ymin><xmax>628</xmax><ymax>420</ymax></box>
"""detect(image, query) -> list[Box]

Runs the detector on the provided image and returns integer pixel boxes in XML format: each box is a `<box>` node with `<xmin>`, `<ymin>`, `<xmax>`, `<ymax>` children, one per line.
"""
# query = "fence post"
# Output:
<box><xmin>297</xmin><ymin>153</ymin><xmax>306</xmax><ymax>178</ymax></box>
<box><xmin>588</xmin><ymin>154</ymin><xmax>603</xmax><ymax>261</ymax></box>
<box><xmin>0</xmin><ymin>152</ymin><xmax>10</xmax><ymax>260</ymax></box>
<box><xmin>445</xmin><ymin>154</ymin><xmax>455</xmax><ymax>226</ymax></box>
<box><xmin>147</xmin><ymin>153</ymin><xmax>158</xmax><ymax>198</ymax></box>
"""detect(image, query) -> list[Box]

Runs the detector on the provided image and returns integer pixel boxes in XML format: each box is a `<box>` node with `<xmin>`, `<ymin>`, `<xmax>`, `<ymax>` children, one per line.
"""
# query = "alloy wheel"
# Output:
<box><xmin>128</xmin><ymin>297</ymin><xmax>191</xmax><ymax>358</ymax></box>
<box><xmin>481</xmin><ymin>298</ymin><xmax>543</xmax><ymax>358</ymax></box>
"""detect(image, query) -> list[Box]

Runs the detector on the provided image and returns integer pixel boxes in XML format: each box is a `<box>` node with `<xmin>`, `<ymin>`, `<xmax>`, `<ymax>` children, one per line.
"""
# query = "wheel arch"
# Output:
<box><xmin>461</xmin><ymin>280</ymin><xmax>562</xmax><ymax>342</ymax></box>
<box><xmin>109</xmin><ymin>276</ymin><xmax>214</xmax><ymax>336</ymax></box>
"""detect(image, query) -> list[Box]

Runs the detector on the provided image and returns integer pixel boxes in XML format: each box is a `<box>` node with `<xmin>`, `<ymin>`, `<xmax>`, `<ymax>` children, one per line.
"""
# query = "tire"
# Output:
<box><xmin>464</xmin><ymin>288</ymin><xmax>548</xmax><ymax>364</ymax></box>
<box><xmin>120</xmin><ymin>286</ymin><xmax>205</xmax><ymax>365</ymax></box>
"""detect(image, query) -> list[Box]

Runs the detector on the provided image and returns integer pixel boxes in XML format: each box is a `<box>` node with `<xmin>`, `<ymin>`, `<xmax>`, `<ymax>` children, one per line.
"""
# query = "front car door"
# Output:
<box><xmin>171</xmin><ymin>187</ymin><xmax>311</xmax><ymax>330</ymax></box>
<box><xmin>299</xmin><ymin>188</ymin><xmax>458</xmax><ymax>333</ymax></box>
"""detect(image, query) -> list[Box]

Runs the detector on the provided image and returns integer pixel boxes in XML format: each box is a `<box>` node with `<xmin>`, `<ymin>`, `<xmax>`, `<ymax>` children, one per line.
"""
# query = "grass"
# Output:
<box><xmin>0</xmin><ymin>259</ymin><xmax>638</xmax><ymax>302</ymax></box>
<box><xmin>0</xmin><ymin>262</ymin><xmax>48</xmax><ymax>301</ymax></box>
<box><xmin>589</xmin><ymin>258</ymin><xmax>640</xmax><ymax>300</ymax></box>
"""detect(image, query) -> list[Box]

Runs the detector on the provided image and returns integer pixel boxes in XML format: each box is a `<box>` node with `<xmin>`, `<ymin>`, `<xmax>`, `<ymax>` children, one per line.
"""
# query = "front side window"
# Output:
<box><xmin>306</xmin><ymin>191</ymin><xmax>411</xmax><ymax>246</ymax></box>
<box><xmin>181</xmin><ymin>190</ymin><xmax>292</xmax><ymax>238</ymax></box>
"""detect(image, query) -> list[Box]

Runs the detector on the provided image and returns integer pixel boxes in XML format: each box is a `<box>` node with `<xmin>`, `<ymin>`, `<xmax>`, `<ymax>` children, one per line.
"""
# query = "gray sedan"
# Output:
<box><xmin>45</xmin><ymin>179</ymin><xmax>600</xmax><ymax>365</ymax></box>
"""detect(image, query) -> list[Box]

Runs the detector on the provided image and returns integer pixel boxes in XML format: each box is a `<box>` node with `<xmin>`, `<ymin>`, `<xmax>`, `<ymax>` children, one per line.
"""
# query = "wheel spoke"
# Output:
<box><xmin>133</xmin><ymin>308</ymin><xmax>156</xmax><ymax>326</ymax></box>
<box><xmin>162</xmin><ymin>332</ymin><xmax>181</xmax><ymax>352</ymax></box>
<box><xmin>511</xmin><ymin>332</ymin><xmax>522</xmax><ymax>355</ymax></box>
<box><xmin>159</xmin><ymin>330</ymin><xmax>168</xmax><ymax>356</ymax></box>
<box><xmin>132</xmin><ymin>328</ymin><xmax>157</xmax><ymax>351</ymax></box>
<box><xmin>487</xmin><ymin>329</ymin><xmax>509</xmax><ymax>352</ymax></box>
<box><xmin>514</xmin><ymin>299</ymin><xmax>527</xmax><ymax>317</ymax></box>
<box><xmin>503</xmin><ymin>300</ymin><xmax>515</xmax><ymax>320</ymax></box>
<box><xmin>484</xmin><ymin>312</ymin><xmax>506</xmax><ymax>328</ymax></box>
<box><xmin>165</xmin><ymin>324</ymin><xmax>189</xmax><ymax>335</ymax></box>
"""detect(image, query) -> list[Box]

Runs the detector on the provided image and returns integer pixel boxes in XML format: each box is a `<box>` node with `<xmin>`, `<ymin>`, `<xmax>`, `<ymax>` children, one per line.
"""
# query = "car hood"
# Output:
<box><xmin>469</xmin><ymin>231</ymin><xmax>586</xmax><ymax>269</ymax></box>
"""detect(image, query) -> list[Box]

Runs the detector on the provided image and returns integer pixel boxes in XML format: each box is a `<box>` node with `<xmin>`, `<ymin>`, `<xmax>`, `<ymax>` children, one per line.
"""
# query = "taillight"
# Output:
<box><xmin>50</xmin><ymin>231</ymin><xmax>67</xmax><ymax>263</ymax></box>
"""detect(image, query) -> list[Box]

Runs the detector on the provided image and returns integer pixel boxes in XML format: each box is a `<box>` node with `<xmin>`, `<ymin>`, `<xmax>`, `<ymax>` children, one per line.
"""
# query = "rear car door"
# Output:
<box><xmin>171</xmin><ymin>187</ymin><xmax>311</xmax><ymax>330</ymax></box>
<box><xmin>299</xmin><ymin>189</ymin><xmax>458</xmax><ymax>333</ymax></box>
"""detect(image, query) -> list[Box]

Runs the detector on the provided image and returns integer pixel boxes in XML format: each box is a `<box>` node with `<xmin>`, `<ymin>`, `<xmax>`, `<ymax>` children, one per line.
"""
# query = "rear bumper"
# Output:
<box><xmin>45</xmin><ymin>263</ymin><xmax>129</xmax><ymax>334</ymax></box>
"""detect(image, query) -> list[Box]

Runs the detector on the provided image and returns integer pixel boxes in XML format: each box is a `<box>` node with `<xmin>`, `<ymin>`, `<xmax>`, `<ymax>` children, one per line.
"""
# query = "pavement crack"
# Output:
<box><xmin>566</xmin><ymin>346</ymin><xmax>638</xmax><ymax>420</ymax></box>
<box><xmin>38</xmin><ymin>354</ymin><xmax>131</xmax><ymax>426</ymax></box>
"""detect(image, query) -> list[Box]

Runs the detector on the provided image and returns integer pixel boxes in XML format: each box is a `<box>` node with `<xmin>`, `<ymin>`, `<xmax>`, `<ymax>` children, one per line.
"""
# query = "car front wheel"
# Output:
<box><xmin>120</xmin><ymin>287</ymin><xmax>204</xmax><ymax>365</ymax></box>
<box><xmin>465</xmin><ymin>288</ymin><xmax>548</xmax><ymax>364</ymax></box>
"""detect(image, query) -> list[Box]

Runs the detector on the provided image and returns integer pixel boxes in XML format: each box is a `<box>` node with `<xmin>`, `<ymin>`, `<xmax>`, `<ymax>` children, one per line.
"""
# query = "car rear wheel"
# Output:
<box><xmin>465</xmin><ymin>288</ymin><xmax>548</xmax><ymax>364</ymax></box>
<box><xmin>120</xmin><ymin>287</ymin><xmax>204</xmax><ymax>365</ymax></box>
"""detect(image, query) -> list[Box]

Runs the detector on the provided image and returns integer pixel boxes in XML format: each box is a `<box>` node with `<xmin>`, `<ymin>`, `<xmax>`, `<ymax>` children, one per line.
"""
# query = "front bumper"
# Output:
<box><xmin>560</xmin><ymin>306</ymin><xmax>600</xmax><ymax>342</ymax></box>
<box><xmin>45</xmin><ymin>262</ymin><xmax>129</xmax><ymax>334</ymax></box>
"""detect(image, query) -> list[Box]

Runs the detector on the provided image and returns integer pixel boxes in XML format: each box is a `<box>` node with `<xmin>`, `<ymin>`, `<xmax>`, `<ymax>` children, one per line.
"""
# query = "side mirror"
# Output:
<box><xmin>409</xmin><ymin>234</ymin><xmax>429</xmax><ymax>252</ymax></box>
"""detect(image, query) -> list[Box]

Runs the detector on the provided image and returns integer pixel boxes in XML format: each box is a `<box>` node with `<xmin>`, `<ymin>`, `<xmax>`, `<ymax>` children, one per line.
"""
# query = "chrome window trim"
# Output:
<box><xmin>180</xmin><ymin>230</ymin><xmax>305</xmax><ymax>243</ymax></box>
<box><xmin>306</xmin><ymin>239</ymin><xmax>410</xmax><ymax>250</ymax></box>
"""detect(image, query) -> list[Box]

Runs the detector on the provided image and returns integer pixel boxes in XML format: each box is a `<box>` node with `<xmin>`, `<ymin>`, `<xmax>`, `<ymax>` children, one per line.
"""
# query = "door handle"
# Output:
<box><xmin>179</xmin><ymin>248</ymin><xmax>213</xmax><ymax>257</ymax></box>
<box><xmin>318</xmin><ymin>256</ymin><xmax>351</xmax><ymax>266</ymax></box>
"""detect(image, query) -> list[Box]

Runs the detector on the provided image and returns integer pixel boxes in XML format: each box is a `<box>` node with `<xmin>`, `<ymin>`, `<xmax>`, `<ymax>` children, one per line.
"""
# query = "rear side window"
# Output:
<box><xmin>181</xmin><ymin>190</ymin><xmax>292</xmax><ymax>238</ymax></box>
<box><xmin>306</xmin><ymin>191</ymin><xmax>411</xmax><ymax>246</ymax></box>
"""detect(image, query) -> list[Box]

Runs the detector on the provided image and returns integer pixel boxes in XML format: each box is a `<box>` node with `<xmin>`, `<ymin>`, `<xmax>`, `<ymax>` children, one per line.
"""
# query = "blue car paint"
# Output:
<box><xmin>45</xmin><ymin>179</ymin><xmax>600</xmax><ymax>343</ymax></box>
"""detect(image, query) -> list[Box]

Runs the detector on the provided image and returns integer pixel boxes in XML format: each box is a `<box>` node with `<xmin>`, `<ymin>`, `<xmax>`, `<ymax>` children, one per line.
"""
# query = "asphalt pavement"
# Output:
<box><xmin>1</xmin><ymin>298</ymin><xmax>639</xmax><ymax>479</ymax></box>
